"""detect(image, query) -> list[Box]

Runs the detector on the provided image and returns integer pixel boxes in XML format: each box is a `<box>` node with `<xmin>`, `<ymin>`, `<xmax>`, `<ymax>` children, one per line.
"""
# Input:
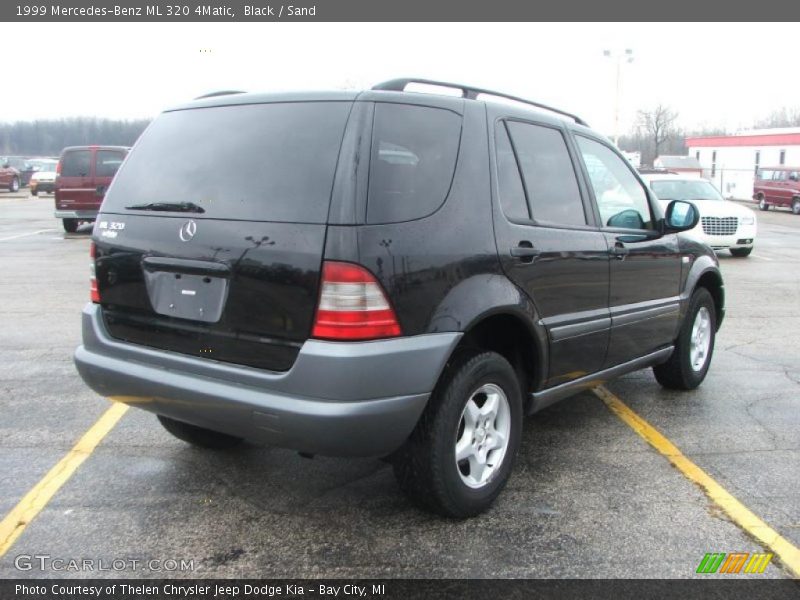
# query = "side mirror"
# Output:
<box><xmin>2</xmin><ymin>163</ymin><xmax>9</xmax><ymax>169</ymax></box>
<box><xmin>665</xmin><ymin>200</ymin><xmax>699</xmax><ymax>232</ymax></box>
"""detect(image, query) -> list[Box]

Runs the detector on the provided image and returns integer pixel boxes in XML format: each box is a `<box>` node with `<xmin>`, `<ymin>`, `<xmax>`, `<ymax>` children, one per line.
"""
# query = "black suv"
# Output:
<box><xmin>75</xmin><ymin>79</ymin><xmax>724</xmax><ymax>518</ymax></box>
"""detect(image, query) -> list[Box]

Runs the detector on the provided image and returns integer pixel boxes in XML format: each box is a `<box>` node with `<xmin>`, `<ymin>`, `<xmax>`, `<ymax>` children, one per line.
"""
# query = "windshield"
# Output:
<box><xmin>27</xmin><ymin>159</ymin><xmax>58</xmax><ymax>172</ymax></box>
<box><xmin>650</xmin><ymin>179</ymin><xmax>724</xmax><ymax>201</ymax></box>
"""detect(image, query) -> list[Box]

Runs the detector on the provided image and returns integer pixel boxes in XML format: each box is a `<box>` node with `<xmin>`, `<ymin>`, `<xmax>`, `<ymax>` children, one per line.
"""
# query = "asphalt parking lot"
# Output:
<box><xmin>0</xmin><ymin>191</ymin><xmax>798</xmax><ymax>579</ymax></box>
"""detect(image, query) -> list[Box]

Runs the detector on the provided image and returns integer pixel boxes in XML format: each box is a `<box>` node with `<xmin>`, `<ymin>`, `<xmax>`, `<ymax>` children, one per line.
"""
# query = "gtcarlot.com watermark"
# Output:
<box><xmin>14</xmin><ymin>554</ymin><xmax>195</xmax><ymax>572</ymax></box>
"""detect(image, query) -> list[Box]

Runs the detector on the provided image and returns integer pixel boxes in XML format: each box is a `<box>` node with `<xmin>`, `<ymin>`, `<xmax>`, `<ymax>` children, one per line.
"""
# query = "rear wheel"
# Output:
<box><xmin>9</xmin><ymin>177</ymin><xmax>19</xmax><ymax>193</ymax></box>
<box><xmin>157</xmin><ymin>415</ymin><xmax>244</xmax><ymax>449</ymax></box>
<box><xmin>793</xmin><ymin>198</ymin><xmax>800</xmax><ymax>215</ymax></box>
<box><xmin>757</xmin><ymin>196</ymin><xmax>769</xmax><ymax>211</ymax></box>
<box><xmin>653</xmin><ymin>287</ymin><xmax>716</xmax><ymax>390</ymax></box>
<box><xmin>392</xmin><ymin>350</ymin><xmax>523</xmax><ymax>518</ymax></box>
<box><xmin>62</xmin><ymin>218</ymin><xmax>79</xmax><ymax>233</ymax></box>
<box><xmin>730</xmin><ymin>247</ymin><xmax>752</xmax><ymax>257</ymax></box>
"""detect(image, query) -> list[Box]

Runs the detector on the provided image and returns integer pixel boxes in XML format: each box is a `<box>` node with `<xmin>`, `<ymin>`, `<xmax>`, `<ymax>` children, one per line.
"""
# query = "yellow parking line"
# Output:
<box><xmin>593</xmin><ymin>385</ymin><xmax>800</xmax><ymax>578</ymax></box>
<box><xmin>0</xmin><ymin>402</ymin><xmax>128</xmax><ymax>557</ymax></box>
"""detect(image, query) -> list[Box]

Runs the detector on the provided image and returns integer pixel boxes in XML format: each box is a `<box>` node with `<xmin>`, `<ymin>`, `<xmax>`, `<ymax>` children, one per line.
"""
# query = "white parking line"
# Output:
<box><xmin>0</xmin><ymin>229</ymin><xmax>58</xmax><ymax>242</ymax></box>
<box><xmin>750</xmin><ymin>254</ymin><xmax>774</xmax><ymax>261</ymax></box>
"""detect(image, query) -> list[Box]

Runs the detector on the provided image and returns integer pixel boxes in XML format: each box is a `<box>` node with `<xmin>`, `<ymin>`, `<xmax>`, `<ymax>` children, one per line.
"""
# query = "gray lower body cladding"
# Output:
<box><xmin>74</xmin><ymin>304</ymin><xmax>461</xmax><ymax>457</ymax></box>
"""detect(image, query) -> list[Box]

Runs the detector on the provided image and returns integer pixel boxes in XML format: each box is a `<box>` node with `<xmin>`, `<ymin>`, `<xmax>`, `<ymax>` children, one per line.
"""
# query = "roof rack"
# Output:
<box><xmin>194</xmin><ymin>90</ymin><xmax>246</xmax><ymax>100</ymax></box>
<box><xmin>372</xmin><ymin>78</ymin><xmax>588</xmax><ymax>127</ymax></box>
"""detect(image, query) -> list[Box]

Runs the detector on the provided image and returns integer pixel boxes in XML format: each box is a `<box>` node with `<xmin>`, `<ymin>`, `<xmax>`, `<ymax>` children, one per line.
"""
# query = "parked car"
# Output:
<box><xmin>74</xmin><ymin>80</ymin><xmax>723</xmax><ymax>517</ymax></box>
<box><xmin>753</xmin><ymin>167</ymin><xmax>800</xmax><ymax>214</ymax></box>
<box><xmin>0</xmin><ymin>156</ymin><xmax>33</xmax><ymax>187</ymax></box>
<box><xmin>0</xmin><ymin>161</ymin><xmax>20</xmax><ymax>192</ymax></box>
<box><xmin>641</xmin><ymin>173</ymin><xmax>757</xmax><ymax>257</ymax></box>
<box><xmin>54</xmin><ymin>145</ymin><xmax>128</xmax><ymax>232</ymax></box>
<box><xmin>28</xmin><ymin>159</ymin><xmax>59</xmax><ymax>195</ymax></box>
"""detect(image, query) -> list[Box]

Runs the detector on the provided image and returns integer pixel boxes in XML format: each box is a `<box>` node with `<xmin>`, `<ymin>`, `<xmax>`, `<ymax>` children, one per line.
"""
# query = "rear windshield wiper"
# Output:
<box><xmin>125</xmin><ymin>201</ymin><xmax>205</xmax><ymax>213</ymax></box>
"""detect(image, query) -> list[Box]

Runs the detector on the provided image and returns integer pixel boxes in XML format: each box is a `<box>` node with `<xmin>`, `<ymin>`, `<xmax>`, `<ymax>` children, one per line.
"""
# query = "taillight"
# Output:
<box><xmin>56</xmin><ymin>160</ymin><xmax>62</xmax><ymax>175</ymax></box>
<box><xmin>89</xmin><ymin>242</ymin><xmax>100</xmax><ymax>303</ymax></box>
<box><xmin>311</xmin><ymin>261</ymin><xmax>402</xmax><ymax>341</ymax></box>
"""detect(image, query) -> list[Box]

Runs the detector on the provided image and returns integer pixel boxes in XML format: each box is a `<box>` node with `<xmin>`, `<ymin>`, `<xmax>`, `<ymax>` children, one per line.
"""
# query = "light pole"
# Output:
<box><xmin>603</xmin><ymin>48</ymin><xmax>634</xmax><ymax>147</ymax></box>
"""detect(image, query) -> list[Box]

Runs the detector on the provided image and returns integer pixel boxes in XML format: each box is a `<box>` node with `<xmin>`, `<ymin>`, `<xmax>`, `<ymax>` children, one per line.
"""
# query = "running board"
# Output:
<box><xmin>528</xmin><ymin>346</ymin><xmax>674</xmax><ymax>414</ymax></box>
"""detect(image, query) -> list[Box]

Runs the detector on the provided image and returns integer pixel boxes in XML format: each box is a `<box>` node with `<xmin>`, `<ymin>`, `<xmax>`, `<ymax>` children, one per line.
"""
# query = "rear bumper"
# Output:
<box><xmin>74</xmin><ymin>304</ymin><xmax>461</xmax><ymax>457</ymax></box>
<box><xmin>55</xmin><ymin>209</ymin><xmax>98</xmax><ymax>219</ymax></box>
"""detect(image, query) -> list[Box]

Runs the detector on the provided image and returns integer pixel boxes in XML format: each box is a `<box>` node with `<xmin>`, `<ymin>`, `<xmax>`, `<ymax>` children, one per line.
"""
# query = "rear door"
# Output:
<box><xmin>94</xmin><ymin>100</ymin><xmax>354</xmax><ymax>372</ymax></box>
<box><xmin>490</xmin><ymin>115</ymin><xmax>610</xmax><ymax>387</ymax></box>
<box><xmin>574</xmin><ymin>134</ymin><xmax>682</xmax><ymax>367</ymax></box>
<box><xmin>56</xmin><ymin>148</ymin><xmax>94</xmax><ymax>209</ymax></box>
<box><xmin>93</xmin><ymin>149</ymin><xmax>126</xmax><ymax>206</ymax></box>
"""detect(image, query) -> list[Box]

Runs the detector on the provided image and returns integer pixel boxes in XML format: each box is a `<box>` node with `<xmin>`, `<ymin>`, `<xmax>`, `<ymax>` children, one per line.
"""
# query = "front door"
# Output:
<box><xmin>573</xmin><ymin>135</ymin><xmax>682</xmax><ymax>367</ymax></box>
<box><xmin>490</xmin><ymin>116</ymin><xmax>610</xmax><ymax>387</ymax></box>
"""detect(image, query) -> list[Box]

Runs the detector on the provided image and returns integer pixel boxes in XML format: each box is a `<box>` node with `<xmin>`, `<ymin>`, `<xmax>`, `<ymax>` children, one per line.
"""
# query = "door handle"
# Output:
<box><xmin>610</xmin><ymin>242</ymin><xmax>629</xmax><ymax>259</ymax></box>
<box><xmin>510</xmin><ymin>241</ymin><xmax>539</xmax><ymax>262</ymax></box>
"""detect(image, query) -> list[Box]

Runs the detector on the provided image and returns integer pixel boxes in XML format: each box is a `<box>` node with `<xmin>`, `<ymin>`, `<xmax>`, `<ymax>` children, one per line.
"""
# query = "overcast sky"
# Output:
<box><xmin>1</xmin><ymin>22</ymin><xmax>798</xmax><ymax>136</ymax></box>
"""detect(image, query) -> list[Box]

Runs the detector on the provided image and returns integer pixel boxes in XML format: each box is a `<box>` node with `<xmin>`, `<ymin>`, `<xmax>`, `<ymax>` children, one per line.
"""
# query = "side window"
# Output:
<box><xmin>95</xmin><ymin>150</ymin><xmax>125</xmax><ymax>178</ymax></box>
<box><xmin>494</xmin><ymin>122</ymin><xmax>529</xmax><ymax>221</ymax></box>
<box><xmin>60</xmin><ymin>150</ymin><xmax>91</xmax><ymax>177</ymax></box>
<box><xmin>505</xmin><ymin>121</ymin><xmax>586</xmax><ymax>227</ymax></box>
<box><xmin>576</xmin><ymin>136</ymin><xmax>654</xmax><ymax>230</ymax></box>
<box><xmin>366</xmin><ymin>103</ymin><xmax>462</xmax><ymax>224</ymax></box>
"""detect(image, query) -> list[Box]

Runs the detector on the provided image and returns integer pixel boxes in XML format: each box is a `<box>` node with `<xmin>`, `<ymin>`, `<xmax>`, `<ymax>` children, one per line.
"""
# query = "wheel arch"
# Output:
<box><xmin>690</xmin><ymin>267</ymin><xmax>725</xmax><ymax>331</ymax></box>
<box><xmin>450</xmin><ymin>310</ymin><xmax>545</xmax><ymax>412</ymax></box>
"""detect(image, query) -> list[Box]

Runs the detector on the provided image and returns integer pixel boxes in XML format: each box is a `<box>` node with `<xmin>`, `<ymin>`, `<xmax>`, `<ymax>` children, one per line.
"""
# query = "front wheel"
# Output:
<box><xmin>392</xmin><ymin>350</ymin><xmax>523</xmax><ymax>518</ymax></box>
<box><xmin>157</xmin><ymin>415</ymin><xmax>244</xmax><ymax>449</ymax></box>
<box><xmin>9</xmin><ymin>177</ymin><xmax>19</xmax><ymax>193</ymax></box>
<box><xmin>730</xmin><ymin>247</ymin><xmax>752</xmax><ymax>257</ymax></box>
<box><xmin>653</xmin><ymin>287</ymin><xmax>716</xmax><ymax>390</ymax></box>
<box><xmin>793</xmin><ymin>199</ymin><xmax>800</xmax><ymax>215</ymax></box>
<box><xmin>30</xmin><ymin>188</ymin><xmax>38</xmax><ymax>196</ymax></box>
<box><xmin>757</xmin><ymin>196</ymin><xmax>769</xmax><ymax>211</ymax></box>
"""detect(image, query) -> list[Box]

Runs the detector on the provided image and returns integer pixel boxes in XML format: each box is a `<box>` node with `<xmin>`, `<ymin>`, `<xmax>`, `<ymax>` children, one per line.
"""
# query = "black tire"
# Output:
<box><xmin>392</xmin><ymin>350</ymin><xmax>523</xmax><ymax>518</ymax></box>
<box><xmin>730</xmin><ymin>247</ymin><xmax>752</xmax><ymax>257</ymax></box>
<box><xmin>793</xmin><ymin>198</ymin><xmax>800</xmax><ymax>215</ymax></box>
<box><xmin>30</xmin><ymin>188</ymin><xmax>38</xmax><ymax>196</ymax></box>
<box><xmin>62</xmin><ymin>218</ymin><xmax>79</xmax><ymax>233</ymax></box>
<box><xmin>9</xmin><ymin>177</ymin><xmax>19</xmax><ymax>193</ymax></box>
<box><xmin>757</xmin><ymin>196</ymin><xmax>769</xmax><ymax>211</ymax></box>
<box><xmin>157</xmin><ymin>415</ymin><xmax>244</xmax><ymax>449</ymax></box>
<box><xmin>653</xmin><ymin>287</ymin><xmax>716</xmax><ymax>390</ymax></box>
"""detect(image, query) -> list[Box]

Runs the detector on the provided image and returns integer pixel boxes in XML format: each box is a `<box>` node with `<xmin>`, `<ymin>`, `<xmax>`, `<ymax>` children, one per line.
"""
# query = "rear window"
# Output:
<box><xmin>61</xmin><ymin>150</ymin><xmax>91</xmax><ymax>177</ymax></box>
<box><xmin>366</xmin><ymin>103</ymin><xmax>462</xmax><ymax>223</ymax></box>
<box><xmin>95</xmin><ymin>150</ymin><xmax>126</xmax><ymax>178</ymax></box>
<box><xmin>102</xmin><ymin>102</ymin><xmax>351</xmax><ymax>222</ymax></box>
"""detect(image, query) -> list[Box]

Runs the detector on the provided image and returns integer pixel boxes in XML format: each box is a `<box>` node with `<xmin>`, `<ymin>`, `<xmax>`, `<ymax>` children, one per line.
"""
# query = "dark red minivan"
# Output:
<box><xmin>54</xmin><ymin>146</ymin><xmax>128</xmax><ymax>232</ymax></box>
<box><xmin>753</xmin><ymin>167</ymin><xmax>800</xmax><ymax>214</ymax></box>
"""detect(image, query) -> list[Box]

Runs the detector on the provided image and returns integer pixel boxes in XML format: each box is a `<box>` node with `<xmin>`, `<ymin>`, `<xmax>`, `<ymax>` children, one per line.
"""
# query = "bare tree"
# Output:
<box><xmin>636</xmin><ymin>104</ymin><xmax>679</xmax><ymax>164</ymax></box>
<box><xmin>754</xmin><ymin>106</ymin><xmax>800</xmax><ymax>129</ymax></box>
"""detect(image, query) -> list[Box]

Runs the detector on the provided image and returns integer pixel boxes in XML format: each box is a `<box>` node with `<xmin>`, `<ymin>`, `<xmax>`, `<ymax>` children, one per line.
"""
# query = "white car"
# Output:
<box><xmin>641</xmin><ymin>173</ymin><xmax>757</xmax><ymax>258</ymax></box>
<box><xmin>28</xmin><ymin>159</ymin><xmax>58</xmax><ymax>196</ymax></box>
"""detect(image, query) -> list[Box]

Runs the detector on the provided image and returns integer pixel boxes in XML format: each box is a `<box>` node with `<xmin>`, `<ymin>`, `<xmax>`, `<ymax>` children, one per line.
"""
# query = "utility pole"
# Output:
<box><xmin>603</xmin><ymin>48</ymin><xmax>634</xmax><ymax>147</ymax></box>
